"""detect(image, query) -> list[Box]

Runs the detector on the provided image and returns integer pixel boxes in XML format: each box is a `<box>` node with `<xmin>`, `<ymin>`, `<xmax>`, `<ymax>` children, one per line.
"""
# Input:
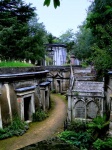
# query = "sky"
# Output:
<box><xmin>25</xmin><ymin>0</ymin><xmax>92</xmax><ymax>37</ymax></box>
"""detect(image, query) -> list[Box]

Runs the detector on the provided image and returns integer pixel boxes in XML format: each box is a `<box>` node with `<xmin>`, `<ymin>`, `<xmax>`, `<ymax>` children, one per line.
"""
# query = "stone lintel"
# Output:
<box><xmin>15</xmin><ymin>86</ymin><xmax>36</xmax><ymax>92</ymax></box>
<box><xmin>39</xmin><ymin>82</ymin><xmax>50</xmax><ymax>87</ymax></box>
<box><xmin>0</xmin><ymin>70</ymin><xmax>49</xmax><ymax>79</ymax></box>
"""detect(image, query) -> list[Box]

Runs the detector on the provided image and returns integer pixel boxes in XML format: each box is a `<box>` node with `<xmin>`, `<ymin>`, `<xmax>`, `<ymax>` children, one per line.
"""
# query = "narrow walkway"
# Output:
<box><xmin>0</xmin><ymin>94</ymin><xmax>67</xmax><ymax>150</ymax></box>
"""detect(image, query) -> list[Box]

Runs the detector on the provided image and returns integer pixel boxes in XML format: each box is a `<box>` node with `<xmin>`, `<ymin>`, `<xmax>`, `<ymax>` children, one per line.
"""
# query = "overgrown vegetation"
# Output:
<box><xmin>67</xmin><ymin>119</ymin><xmax>88</xmax><ymax>132</ymax></box>
<box><xmin>0</xmin><ymin>116</ymin><xmax>29</xmax><ymax>139</ymax></box>
<box><xmin>58</xmin><ymin>115</ymin><xmax>110</xmax><ymax>150</ymax></box>
<box><xmin>0</xmin><ymin>61</ymin><xmax>34</xmax><ymax>67</ymax></box>
<box><xmin>87</xmin><ymin>115</ymin><xmax>110</xmax><ymax>140</ymax></box>
<box><xmin>93</xmin><ymin>138</ymin><xmax>112</xmax><ymax>150</ymax></box>
<box><xmin>59</xmin><ymin>131</ymin><xmax>92</xmax><ymax>149</ymax></box>
<box><xmin>32</xmin><ymin>109</ymin><xmax>48</xmax><ymax>122</ymax></box>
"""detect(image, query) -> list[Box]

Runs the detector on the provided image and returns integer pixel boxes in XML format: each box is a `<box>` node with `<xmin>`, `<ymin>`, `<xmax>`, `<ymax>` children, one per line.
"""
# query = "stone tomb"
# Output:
<box><xmin>67</xmin><ymin>80</ymin><xmax>104</xmax><ymax>121</ymax></box>
<box><xmin>0</xmin><ymin>70</ymin><xmax>50</xmax><ymax>128</ymax></box>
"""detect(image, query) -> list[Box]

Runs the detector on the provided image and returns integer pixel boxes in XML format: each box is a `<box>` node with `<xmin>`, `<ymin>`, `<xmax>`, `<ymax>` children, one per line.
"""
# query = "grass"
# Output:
<box><xmin>0</xmin><ymin>61</ymin><xmax>34</xmax><ymax>67</ymax></box>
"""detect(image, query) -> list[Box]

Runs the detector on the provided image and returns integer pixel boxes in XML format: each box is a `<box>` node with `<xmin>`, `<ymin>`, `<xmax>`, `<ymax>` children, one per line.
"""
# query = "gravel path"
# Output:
<box><xmin>0</xmin><ymin>94</ymin><xmax>67</xmax><ymax>150</ymax></box>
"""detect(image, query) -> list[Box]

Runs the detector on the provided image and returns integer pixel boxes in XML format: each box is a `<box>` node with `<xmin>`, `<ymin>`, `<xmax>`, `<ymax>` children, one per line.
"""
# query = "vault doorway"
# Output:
<box><xmin>23</xmin><ymin>95</ymin><xmax>34</xmax><ymax>121</ymax></box>
<box><xmin>57</xmin><ymin>80</ymin><xmax>61</xmax><ymax>93</ymax></box>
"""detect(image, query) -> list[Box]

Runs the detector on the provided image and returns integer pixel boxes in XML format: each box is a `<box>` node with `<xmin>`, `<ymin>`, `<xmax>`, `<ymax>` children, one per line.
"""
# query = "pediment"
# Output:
<box><xmin>54</xmin><ymin>72</ymin><xmax>63</xmax><ymax>78</ymax></box>
<box><xmin>47</xmin><ymin>72</ymin><xmax>54</xmax><ymax>77</ymax></box>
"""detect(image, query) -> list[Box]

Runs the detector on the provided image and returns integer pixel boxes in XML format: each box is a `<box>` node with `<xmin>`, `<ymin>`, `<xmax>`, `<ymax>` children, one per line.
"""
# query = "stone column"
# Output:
<box><xmin>67</xmin><ymin>90</ymin><xmax>72</xmax><ymax>121</ymax></box>
<box><xmin>40</xmin><ymin>87</ymin><xmax>45</xmax><ymax>111</ymax></box>
<box><xmin>0</xmin><ymin>104</ymin><xmax>2</xmax><ymax>128</ymax></box>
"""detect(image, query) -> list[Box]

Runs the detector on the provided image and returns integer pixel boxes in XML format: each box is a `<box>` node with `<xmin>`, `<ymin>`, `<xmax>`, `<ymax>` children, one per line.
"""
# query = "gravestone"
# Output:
<box><xmin>75</xmin><ymin>101</ymin><xmax>85</xmax><ymax>118</ymax></box>
<box><xmin>87</xmin><ymin>101</ymin><xmax>98</xmax><ymax>119</ymax></box>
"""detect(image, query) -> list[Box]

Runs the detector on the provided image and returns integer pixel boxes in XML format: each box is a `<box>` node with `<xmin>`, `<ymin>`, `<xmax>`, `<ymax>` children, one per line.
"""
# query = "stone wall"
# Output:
<box><xmin>0</xmin><ymin>69</ymin><xmax>50</xmax><ymax>128</ymax></box>
<box><xmin>46</xmin><ymin>66</ymin><xmax>82</xmax><ymax>94</ymax></box>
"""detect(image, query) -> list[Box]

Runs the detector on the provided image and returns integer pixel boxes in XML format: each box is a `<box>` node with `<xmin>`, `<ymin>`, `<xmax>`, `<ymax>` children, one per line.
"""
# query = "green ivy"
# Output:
<box><xmin>93</xmin><ymin>138</ymin><xmax>112</xmax><ymax>150</ymax></box>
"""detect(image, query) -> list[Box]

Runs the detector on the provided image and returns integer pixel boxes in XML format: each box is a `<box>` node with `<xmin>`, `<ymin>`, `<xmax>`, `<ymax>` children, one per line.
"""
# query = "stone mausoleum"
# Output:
<box><xmin>67</xmin><ymin>67</ymin><xmax>105</xmax><ymax>121</ymax></box>
<box><xmin>45</xmin><ymin>44</ymin><xmax>67</xmax><ymax>66</ymax></box>
<box><xmin>0</xmin><ymin>67</ymin><xmax>50</xmax><ymax>128</ymax></box>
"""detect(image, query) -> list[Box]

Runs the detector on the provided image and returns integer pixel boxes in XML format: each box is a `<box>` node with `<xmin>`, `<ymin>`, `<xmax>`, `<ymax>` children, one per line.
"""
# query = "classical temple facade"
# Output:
<box><xmin>45</xmin><ymin>44</ymin><xmax>67</xmax><ymax>66</ymax></box>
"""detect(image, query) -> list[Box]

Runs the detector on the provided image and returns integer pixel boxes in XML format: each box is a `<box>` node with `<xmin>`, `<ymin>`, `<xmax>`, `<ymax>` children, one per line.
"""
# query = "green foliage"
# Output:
<box><xmin>59</xmin><ymin>29</ymin><xmax>75</xmax><ymax>53</ymax></box>
<box><xmin>93</xmin><ymin>138</ymin><xmax>112</xmax><ymax>150</ymax></box>
<box><xmin>58</xmin><ymin>131</ymin><xmax>92</xmax><ymax>149</ymax></box>
<box><xmin>67</xmin><ymin>120</ymin><xmax>88</xmax><ymax>132</ymax></box>
<box><xmin>44</xmin><ymin>0</ymin><xmax>60</xmax><ymax>8</ymax></box>
<box><xmin>71</xmin><ymin>0</ymin><xmax>112</xmax><ymax>77</ymax></box>
<box><xmin>59</xmin><ymin>115</ymin><xmax>110</xmax><ymax>149</ymax></box>
<box><xmin>74</xmin><ymin>23</ymin><xmax>94</xmax><ymax>60</ymax></box>
<box><xmin>32</xmin><ymin>109</ymin><xmax>48</xmax><ymax>122</ymax></box>
<box><xmin>0</xmin><ymin>0</ymin><xmax>47</xmax><ymax>62</ymax></box>
<box><xmin>45</xmin><ymin>56</ymin><xmax>53</xmax><ymax>66</ymax></box>
<box><xmin>0</xmin><ymin>61</ymin><xmax>33</xmax><ymax>67</ymax></box>
<box><xmin>87</xmin><ymin>115</ymin><xmax>110</xmax><ymax>140</ymax></box>
<box><xmin>0</xmin><ymin>116</ymin><xmax>29</xmax><ymax>139</ymax></box>
<box><xmin>92</xmin><ymin>48</ymin><xmax>112</xmax><ymax>78</ymax></box>
<box><xmin>85</xmin><ymin>0</ymin><xmax>112</xmax><ymax>76</ymax></box>
<box><xmin>81</xmin><ymin>61</ymin><xmax>88</xmax><ymax>68</ymax></box>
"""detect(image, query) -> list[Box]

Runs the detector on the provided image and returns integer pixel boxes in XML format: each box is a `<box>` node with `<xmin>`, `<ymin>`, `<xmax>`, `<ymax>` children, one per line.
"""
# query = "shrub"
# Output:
<box><xmin>93</xmin><ymin>138</ymin><xmax>112</xmax><ymax>150</ymax></box>
<box><xmin>67</xmin><ymin>120</ymin><xmax>88</xmax><ymax>132</ymax></box>
<box><xmin>0</xmin><ymin>116</ymin><xmax>29</xmax><ymax>139</ymax></box>
<box><xmin>58</xmin><ymin>131</ymin><xmax>92</xmax><ymax>149</ymax></box>
<box><xmin>32</xmin><ymin>109</ymin><xmax>48</xmax><ymax>122</ymax></box>
<box><xmin>87</xmin><ymin>115</ymin><xmax>110</xmax><ymax>140</ymax></box>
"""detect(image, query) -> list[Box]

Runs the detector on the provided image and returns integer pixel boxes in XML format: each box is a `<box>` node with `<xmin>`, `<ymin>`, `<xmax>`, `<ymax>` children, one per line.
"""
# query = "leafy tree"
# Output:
<box><xmin>25</xmin><ymin>17</ymin><xmax>48</xmax><ymax>64</ymax></box>
<box><xmin>86</xmin><ymin>0</ymin><xmax>112</xmax><ymax>73</ymax></box>
<box><xmin>59</xmin><ymin>29</ymin><xmax>75</xmax><ymax>53</ymax></box>
<box><xmin>74</xmin><ymin>22</ymin><xmax>94</xmax><ymax>61</ymax></box>
<box><xmin>0</xmin><ymin>0</ymin><xmax>35</xmax><ymax>24</ymax></box>
<box><xmin>47</xmin><ymin>33</ymin><xmax>56</xmax><ymax>44</ymax></box>
<box><xmin>0</xmin><ymin>0</ymin><xmax>36</xmax><ymax>60</ymax></box>
<box><xmin>44</xmin><ymin>0</ymin><xmax>60</xmax><ymax>8</ymax></box>
<box><xmin>0</xmin><ymin>0</ymin><xmax>47</xmax><ymax>63</ymax></box>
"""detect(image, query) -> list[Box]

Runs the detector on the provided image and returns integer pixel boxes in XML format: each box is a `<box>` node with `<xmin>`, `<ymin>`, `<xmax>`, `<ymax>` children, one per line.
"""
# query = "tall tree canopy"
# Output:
<box><xmin>74</xmin><ymin>22</ymin><xmax>94</xmax><ymax>60</ymax></box>
<box><xmin>86</xmin><ymin>0</ymin><xmax>112</xmax><ymax>76</ymax></box>
<box><xmin>0</xmin><ymin>0</ymin><xmax>48</xmax><ymax>63</ymax></box>
<box><xmin>59</xmin><ymin>29</ymin><xmax>75</xmax><ymax>53</ymax></box>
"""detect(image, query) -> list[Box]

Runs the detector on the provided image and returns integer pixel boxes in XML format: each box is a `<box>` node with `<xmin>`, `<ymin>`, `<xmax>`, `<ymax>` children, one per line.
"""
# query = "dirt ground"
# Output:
<box><xmin>0</xmin><ymin>94</ymin><xmax>67</xmax><ymax>150</ymax></box>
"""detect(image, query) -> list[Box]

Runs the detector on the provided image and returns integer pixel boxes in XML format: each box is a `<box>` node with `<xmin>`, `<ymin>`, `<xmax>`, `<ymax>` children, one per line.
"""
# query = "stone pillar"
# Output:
<box><xmin>40</xmin><ymin>87</ymin><xmax>45</xmax><ymax>111</ymax></box>
<box><xmin>0</xmin><ymin>104</ymin><xmax>2</xmax><ymax>128</ymax></box>
<box><xmin>67</xmin><ymin>91</ymin><xmax>72</xmax><ymax>121</ymax></box>
<box><xmin>70</xmin><ymin>55</ymin><xmax>75</xmax><ymax>65</ymax></box>
<box><xmin>17</xmin><ymin>97</ymin><xmax>24</xmax><ymax>120</ymax></box>
<box><xmin>101</xmin><ymin>98</ymin><xmax>104</xmax><ymax>117</ymax></box>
